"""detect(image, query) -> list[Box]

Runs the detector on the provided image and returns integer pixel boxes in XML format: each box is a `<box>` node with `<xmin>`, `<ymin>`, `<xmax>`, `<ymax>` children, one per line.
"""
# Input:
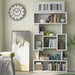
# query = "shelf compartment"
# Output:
<box><xmin>34</xmin><ymin>60</ymin><xmax>67</xmax><ymax>62</ymax></box>
<box><xmin>43</xmin><ymin>37</ymin><xmax>56</xmax><ymax>49</ymax></box>
<box><xmin>33</xmin><ymin>60</ymin><xmax>67</xmax><ymax>72</ymax></box>
<box><xmin>43</xmin><ymin>47</ymin><xmax>56</xmax><ymax>50</ymax></box>
<box><xmin>34</xmin><ymin>12</ymin><xmax>67</xmax><ymax>24</ymax></box>
<box><xmin>39</xmin><ymin>24</ymin><xmax>61</xmax><ymax>35</ymax></box>
<box><xmin>37</xmin><ymin>1</ymin><xmax>65</xmax><ymax>12</ymax></box>
<box><xmin>56</xmin><ymin>34</ymin><xmax>67</xmax><ymax>51</ymax></box>
<box><xmin>43</xmin><ymin>35</ymin><xmax>56</xmax><ymax>38</ymax></box>
<box><xmin>33</xmin><ymin>34</ymin><xmax>43</xmax><ymax>51</ymax></box>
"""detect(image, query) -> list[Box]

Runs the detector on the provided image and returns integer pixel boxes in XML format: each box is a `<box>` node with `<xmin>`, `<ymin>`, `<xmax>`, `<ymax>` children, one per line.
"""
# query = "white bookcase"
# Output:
<box><xmin>33</xmin><ymin>1</ymin><xmax>67</xmax><ymax>72</ymax></box>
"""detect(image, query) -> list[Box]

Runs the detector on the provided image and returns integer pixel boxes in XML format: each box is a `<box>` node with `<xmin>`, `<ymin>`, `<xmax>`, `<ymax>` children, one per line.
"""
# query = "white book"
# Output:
<box><xmin>49</xmin><ymin>39</ymin><xmax>50</xmax><ymax>48</ymax></box>
<box><xmin>58</xmin><ymin>64</ymin><xmax>60</xmax><ymax>71</ymax></box>
<box><xmin>54</xmin><ymin>14</ymin><xmax>56</xmax><ymax>23</ymax></box>
<box><xmin>48</xmin><ymin>63</ymin><xmax>52</xmax><ymax>71</ymax></box>
<box><xmin>55</xmin><ymin>63</ymin><xmax>58</xmax><ymax>71</ymax></box>
<box><xmin>53</xmin><ymin>39</ymin><xmax>56</xmax><ymax>48</ymax></box>
<box><xmin>50</xmin><ymin>39</ymin><xmax>52</xmax><ymax>48</ymax></box>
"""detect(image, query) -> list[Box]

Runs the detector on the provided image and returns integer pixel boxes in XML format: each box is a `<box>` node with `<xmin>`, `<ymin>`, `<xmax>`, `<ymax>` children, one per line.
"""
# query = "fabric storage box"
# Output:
<box><xmin>34</xmin><ymin>64</ymin><xmax>43</xmax><ymax>71</ymax></box>
<box><xmin>40</xmin><ymin>56</ymin><xmax>49</xmax><ymax>60</ymax></box>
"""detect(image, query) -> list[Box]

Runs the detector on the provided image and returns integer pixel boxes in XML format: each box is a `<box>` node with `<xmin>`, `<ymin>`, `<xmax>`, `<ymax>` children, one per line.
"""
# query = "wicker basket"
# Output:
<box><xmin>34</xmin><ymin>64</ymin><xmax>43</xmax><ymax>71</ymax></box>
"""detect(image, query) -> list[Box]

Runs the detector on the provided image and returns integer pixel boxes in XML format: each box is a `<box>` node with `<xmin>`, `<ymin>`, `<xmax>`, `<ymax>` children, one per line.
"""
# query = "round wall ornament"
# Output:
<box><xmin>9</xmin><ymin>4</ymin><xmax>25</xmax><ymax>21</ymax></box>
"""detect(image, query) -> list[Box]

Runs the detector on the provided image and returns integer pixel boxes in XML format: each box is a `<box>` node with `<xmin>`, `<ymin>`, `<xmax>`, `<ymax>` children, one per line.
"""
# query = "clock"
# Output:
<box><xmin>9</xmin><ymin>4</ymin><xmax>25</xmax><ymax>20</ymax></box>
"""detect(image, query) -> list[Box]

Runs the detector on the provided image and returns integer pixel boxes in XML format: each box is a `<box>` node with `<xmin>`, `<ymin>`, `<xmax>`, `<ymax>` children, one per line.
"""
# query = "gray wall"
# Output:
<box><xmin>0</xmin><ymin>0</ymin><xmax>3</xmax><ymax>51</ymax></box>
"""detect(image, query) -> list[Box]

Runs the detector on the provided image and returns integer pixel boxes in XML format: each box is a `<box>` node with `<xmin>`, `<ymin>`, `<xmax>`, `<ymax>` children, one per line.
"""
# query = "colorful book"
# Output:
<box><xmin>53</xmin><ymin>63</ymin><xmax>55</xmax><ymax>71</ymax></box>
<box><xmin>57</xmin><ymin>14</ymin><xmax>60</xmax><ymax>23</ymax></box>
<box><xmin>48</xmin><ymin>14</ymin><xmax>52</xmax><ymax>23</ymax></box>
<box><xmin>52</xmin><ymin>14</ymin><xmax>54</xmax><ymax>23</ymax></box>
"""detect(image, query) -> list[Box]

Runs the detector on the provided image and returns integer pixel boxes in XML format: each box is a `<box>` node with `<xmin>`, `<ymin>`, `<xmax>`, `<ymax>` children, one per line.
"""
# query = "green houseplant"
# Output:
<box><xmin>68</xmin><ymin>35</ymin><xmax>75</xmax><ymax>56</ymax></box>
<box><xmin>68</xmin><ymin>35</ymin><xmax>75</xmax><ymax>48</ymax></box>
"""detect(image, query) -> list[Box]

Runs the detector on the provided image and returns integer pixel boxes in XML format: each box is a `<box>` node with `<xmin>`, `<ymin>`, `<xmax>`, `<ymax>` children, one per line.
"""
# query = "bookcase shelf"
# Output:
<box><xmin>33</xmin><ymin>60</ymin><xmax>67</xmax><ymax>72</ymax></box>
<box><xmin>37</xmin><ymin>1</ymin><xmax>65</xmax><ymax>12</ymax></box>
<box><xmin>33</xmin><ymin>1</ymin><xmax>67</xmax><ymax>72</ymax></box>
<box><xmin>43</xmin><ymin>35</ymin><xmax>56</xmax><ymax>38</ymax></box>
<box><xmin>43</xmin><ymin>47</ymin><xmax>56</xmax><ymax>50</ymax></box>
<box><xmin>34</xmin><ymin>12</ymin><xmax>67</xmax><ymax>24</ymax></box>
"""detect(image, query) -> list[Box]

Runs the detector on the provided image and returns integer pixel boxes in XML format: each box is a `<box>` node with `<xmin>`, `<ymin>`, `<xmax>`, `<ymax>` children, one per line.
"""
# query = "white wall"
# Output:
<box><xmin>3</xmin><ymin>0</ymin><xmax>75</xmax><ymax>71</ymax></box>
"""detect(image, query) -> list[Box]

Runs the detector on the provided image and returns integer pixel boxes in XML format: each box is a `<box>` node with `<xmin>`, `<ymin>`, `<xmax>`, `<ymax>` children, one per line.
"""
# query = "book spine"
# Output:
<box><xmin>51</xmin><ymin>39</ymin><xmax>52</xmax><ymax>48</ymax></box>
<box><xmin>53</xmin><ymin>39</ymin><xmax>54</xmax><ymax>48</ymax></box>
<box><xmin>47</xmin><ymin>4</ymin><xmax>48</xmax><ymax>10</ymax></box>
<box><xmin>54</xmin><ymin>14</ymin><xmax>56</xmax><ymax>23</ymax></box>
<box><xmin>58</xmin><ymin>4</ymin><xmax>60</xmax><ymax>11</ymax></box>
<box><xmin>58</xmin><ymin>64</ymin><xmax>60</xmax><ymax>71</ymax></box>
<box><xmin>60</xmin><ymin>4</ymin><xmax>62</xmax><ymax>10</ymax></box>
<box><xmin>49</xmin><ymin>39</ymin><xmax>50</xmax><ymax>48</ymax></box>
<box><xmin>56</xmin><ymin>4</ymin><xmax>57</xmax><ymax>10</ymax></box>
<box><xmin>53</xmin><ymin>63</ymin><xmax>55</xmax><ymax>71</ymax></box>
<box><xmin>55</xmin><ymin>63</ymin><xmax>58</xmax><ymax>71</ymax></box>
<box><xmin>48</xmin><ymin>14</ymin><xmax>52</xmax><ymax>23</ymax></box>
<box><xmin>49</xmin><ymin>4</ymin><xmax>50</xmax><ymax>10</ymax></box>
<box><xmin>57</xmin><ymin>4</ymin><xmax>58</xmax><ymax>10</ymax></box>
<box><xmin>52</xmin><ymin>15</ymin><xmax>54</xmax><ymax>23</ymax></box>
<box><xmin>50</xmin><ymin>4</ymin><xmax>53</xmax><ymax>10</ymax></box>
<box><xmin>54</xmin><ymin>4</ymin><xmax>56</xmax><ymax>10</ymax></box>
<box><xmin>57</xmin><ymin>14</ymin><xmax>60</xmax><ymax>23</ymax></box>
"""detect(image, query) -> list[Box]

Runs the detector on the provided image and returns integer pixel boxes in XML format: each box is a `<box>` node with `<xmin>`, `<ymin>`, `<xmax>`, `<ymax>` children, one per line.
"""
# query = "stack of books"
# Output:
<box><xmin>49</xmin><ymin>4</ymin><xmax>62</xmax><ymax>11</ymax></box>
<box><xmin>48</xmin><ymin>14</ymin><xmax>61</xmax><ymax>23</ymax></box>
<box><xmin>38</xmin><ymin>2</ymin><xmax>64</xmax><ymax>11</ymax></box>
<box><xmin>48</xmin><ymin>63</ymin><xmax>61</xmax><ymax>71</ymax></box>
<box><xmin>49</xmin><ymin>39</ymin><xmax>56</xmax><ymax>48</ymax></box>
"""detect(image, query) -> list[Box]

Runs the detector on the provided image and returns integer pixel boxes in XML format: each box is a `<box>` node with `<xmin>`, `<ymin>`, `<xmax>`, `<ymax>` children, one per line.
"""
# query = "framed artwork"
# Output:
<box><xmin>12</xmin><ymin>31</ymin><xmax>30</xmax><ymax>71</ymax></box>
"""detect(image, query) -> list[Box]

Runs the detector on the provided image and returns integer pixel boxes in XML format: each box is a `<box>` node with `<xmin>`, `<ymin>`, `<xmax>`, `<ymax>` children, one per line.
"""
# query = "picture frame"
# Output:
<box><xmin>12</xmin><ymin>31</ymin><xmax>30</xmax><ymax>71</ymax></box>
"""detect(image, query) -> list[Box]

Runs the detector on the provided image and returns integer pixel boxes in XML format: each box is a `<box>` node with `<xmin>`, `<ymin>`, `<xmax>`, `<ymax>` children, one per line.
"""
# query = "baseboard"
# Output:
<box><xmin>30</xmin><ymin>67</ymin><xmax>75</xmax><ymax>72</ymax></box>
<box><xmin>68</xmin><ymin>68</ymin><xmax>75</xmax><ymax>72</ymax></box>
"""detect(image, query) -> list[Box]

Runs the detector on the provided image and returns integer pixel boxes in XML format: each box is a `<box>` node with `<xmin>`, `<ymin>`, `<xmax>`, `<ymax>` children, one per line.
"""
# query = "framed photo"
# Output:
<box><xmin>12</xmin><ymin>31</ymin><xmax>30</xmax><ymax>71</ymax></box>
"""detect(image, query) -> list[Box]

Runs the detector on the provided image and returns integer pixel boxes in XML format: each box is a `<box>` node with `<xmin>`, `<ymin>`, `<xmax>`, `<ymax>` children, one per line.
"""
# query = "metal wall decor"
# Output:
<box><xmin>9</xmin><ymin>4</ymin><xmax>25</xmax><ymax>21</ymax></box>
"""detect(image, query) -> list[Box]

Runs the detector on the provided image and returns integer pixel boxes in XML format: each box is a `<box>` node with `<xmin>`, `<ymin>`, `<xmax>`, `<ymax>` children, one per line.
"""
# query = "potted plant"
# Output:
<box><xmin>49</xmin><ymin>32</ymin><xmax>54</xmax><ymax>36</ymax></box>
<box><xmin>38</xmin><ymin>45</ymin><xmax>42</xmax><ymax>50</ymax></box>
<box><xmin>46</xmin><ymin>31</ymin><xmax>49</xmax><ymax>36</ymax></box>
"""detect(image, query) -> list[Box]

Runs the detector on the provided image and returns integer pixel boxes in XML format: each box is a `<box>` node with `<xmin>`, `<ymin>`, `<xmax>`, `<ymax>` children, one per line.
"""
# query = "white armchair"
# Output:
<box><xmin>0</xmin><ymin>52</ymin><xmax>15</xmax><ymax>75</ymax></box>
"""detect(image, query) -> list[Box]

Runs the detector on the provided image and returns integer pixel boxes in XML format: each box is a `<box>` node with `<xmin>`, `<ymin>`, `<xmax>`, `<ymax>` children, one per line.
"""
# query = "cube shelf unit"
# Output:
<box><xmin>37</xmin><ymin>1</ymin><xmax>65</xmax><ymax>12</ymax></box>
<box><xmin>33</xmin><ymin>1</ymin><xmax>67</xmax><ymax>72</ymax></box>
<box><xmin>34</xmin><ymin>12</ymin><xmax>67</xmax><ymax>24</ymax></box>
<box><xmin>33</xmin><ymin>60</ymin><xmax>67</xmax><ymax>72</ymax></box>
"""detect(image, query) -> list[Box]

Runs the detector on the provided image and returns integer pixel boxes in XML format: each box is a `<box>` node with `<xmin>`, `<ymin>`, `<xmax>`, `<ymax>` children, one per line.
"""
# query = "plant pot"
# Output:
<box><xmin>38</xmin><ymin>47</ymin><xmax>42</xmax><ymax>50</ymax></box>
<box><xmin>40</xmin><ymin>19</ymin><xmax>46</xmax><ymax>23</ymax></box>
<box><xmin>49</xmin><ymin>33</ymin><xmax>54</xmax><ymax>36</ymax></box>
<box><xmin>46</xmin><ymin>33</ymin><xmax>49</xmax><ymax>36</ymax></box>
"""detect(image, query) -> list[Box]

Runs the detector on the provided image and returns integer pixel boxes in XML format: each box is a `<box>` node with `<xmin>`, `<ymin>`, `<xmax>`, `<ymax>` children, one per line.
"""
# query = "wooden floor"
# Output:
<box><xmin>16</xmin><ymin>71</ymin><xmax>75</xmax><ymax>75</ymax></box>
